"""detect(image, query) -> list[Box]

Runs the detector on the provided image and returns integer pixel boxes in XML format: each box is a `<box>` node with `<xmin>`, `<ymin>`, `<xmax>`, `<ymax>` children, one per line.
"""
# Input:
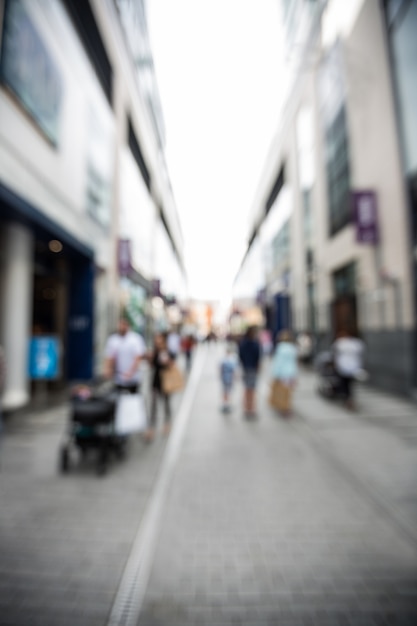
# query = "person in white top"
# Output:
<box><xmin>167</xmin><ymin>329</ymin><xmax>181</xmax><ymax>360</ymax></box>
<box><xmin>332</xmin><ymin>328</ymin><xmax>365</xmax><ymax>410</ymax></box>
<box><xmin>104</xmin><ymin>318</ymin><xmax>146</xmax><ymax>392</ymax></box>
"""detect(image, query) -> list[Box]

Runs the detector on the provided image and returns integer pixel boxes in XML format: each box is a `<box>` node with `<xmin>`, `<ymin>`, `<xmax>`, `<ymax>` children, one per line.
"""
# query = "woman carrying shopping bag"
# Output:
<box><xmin>144</xmin><ymin>332</ymin><xmax>184</xmax><ymax>442</ymax></box>
<box><xmin>269</xmin><ymin>329</ymin><xmax>298</xmax><ymax>417</ymax></box>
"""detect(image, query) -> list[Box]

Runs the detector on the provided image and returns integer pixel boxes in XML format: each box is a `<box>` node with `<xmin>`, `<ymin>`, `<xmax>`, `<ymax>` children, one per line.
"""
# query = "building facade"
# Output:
<box><xmin>0</xmin><ymin>0</ymin><xmax>186</xmax><ymax>410</ymax></box>
<box><xmin>235</xmin><ymin>0</ymin><xmax>416</xmax><ymax>396</ymax></box>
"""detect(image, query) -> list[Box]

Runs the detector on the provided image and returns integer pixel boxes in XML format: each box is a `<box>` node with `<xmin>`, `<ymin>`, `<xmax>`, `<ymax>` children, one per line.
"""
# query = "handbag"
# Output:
<box><xmin>269</xmin><ymin>379</ymin><xmax>291</xmax><ymax>412</ymax></box>
<box><xmin>115</xmin><ymin>393</ymin><xmax>147</xmax><ymax>434</ymax></box>
<box><xmin>162</xmin><ymin>363</ymin><xmax>185</xmax><ymax>394</ymax></box>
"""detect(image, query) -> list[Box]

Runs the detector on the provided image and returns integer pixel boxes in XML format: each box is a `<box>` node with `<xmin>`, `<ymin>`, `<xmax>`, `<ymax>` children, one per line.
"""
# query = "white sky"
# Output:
<box><xmin>147</xmin><ymin>0</ymin><xmax>286</xmax><ymax>303</ymax></box>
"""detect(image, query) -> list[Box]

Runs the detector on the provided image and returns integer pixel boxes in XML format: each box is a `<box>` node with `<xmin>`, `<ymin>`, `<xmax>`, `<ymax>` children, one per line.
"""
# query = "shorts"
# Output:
<box><xmin>243</xmin><ymin>369</ymin><xmax>258</xmax><ymax>390</ymax></box>
<box><xmin>222</xmin><ymin>382</ymin><xmax>233</xmax><ymax>394</ymax></box>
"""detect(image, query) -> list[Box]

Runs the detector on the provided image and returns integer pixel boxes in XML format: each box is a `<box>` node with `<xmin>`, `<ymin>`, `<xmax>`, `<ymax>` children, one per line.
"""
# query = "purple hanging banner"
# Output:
<box><xmin>118</xmin><ymin>239</ymin><xmax>132</xmax><ymax>276</ymax></box>
<box><xmin>352</xmin><ymin>190</ymin><xmax>379</xmax><ymax>245</ymax></box>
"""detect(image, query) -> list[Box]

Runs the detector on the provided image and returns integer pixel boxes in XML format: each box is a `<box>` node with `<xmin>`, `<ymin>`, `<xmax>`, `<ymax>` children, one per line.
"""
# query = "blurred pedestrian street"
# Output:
<box><xmin>1</xmin><ymin>344</ymin><xmax>417</xmax><ymax>626</ymax></box>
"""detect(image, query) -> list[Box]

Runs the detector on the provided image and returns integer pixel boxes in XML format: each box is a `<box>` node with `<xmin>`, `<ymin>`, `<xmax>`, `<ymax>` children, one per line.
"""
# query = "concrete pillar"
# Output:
<box><xmin>0</xmin><ymin>223</ymin><xmax>34</xmax><ymax>410</ymax></box>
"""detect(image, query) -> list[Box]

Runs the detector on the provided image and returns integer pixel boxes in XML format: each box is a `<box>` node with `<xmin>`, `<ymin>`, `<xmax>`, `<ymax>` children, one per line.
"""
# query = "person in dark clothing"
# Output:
<box><xmin>145</xmin><ymin>332</ymin><xmax>173</xmax><ymax>442</ymax></box>
<box><xmin>181</xmin><ymin>334</ymin><xmax>195</xmax><ymax>372</ymax></box>
<box><xmin>238</xmin><ymin>326</ymin><xmax>261</xmax><ymax>418</ymax></box>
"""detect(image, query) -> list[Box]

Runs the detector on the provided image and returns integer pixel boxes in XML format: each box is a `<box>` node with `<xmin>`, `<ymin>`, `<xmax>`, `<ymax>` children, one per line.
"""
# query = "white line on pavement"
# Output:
<box><xmin>106</xmin><ymin>346</ymin><xmax>207</xmax><ymax>626</ymax></box>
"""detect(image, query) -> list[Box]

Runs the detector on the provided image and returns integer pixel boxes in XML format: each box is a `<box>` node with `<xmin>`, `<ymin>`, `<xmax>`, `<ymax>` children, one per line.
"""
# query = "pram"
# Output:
<box><xmin>59</xmin><ymin>382</ymin><xmax>128</xmax><ymax>476</ymax></box>
<box><xmin>314</xmin><ymin>350</ymin><xmax>343</xmax><ymax>399</ymax></box>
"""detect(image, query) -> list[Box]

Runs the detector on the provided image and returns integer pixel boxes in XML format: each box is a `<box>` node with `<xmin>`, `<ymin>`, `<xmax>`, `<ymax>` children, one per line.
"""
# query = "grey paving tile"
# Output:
<box><xmin>134</xmin><ymin>347</ymin><xmax>417</xmax><ymax>626</ymax></box>
<box><xmin>3</xmin><ymin>348</ymin><xmax>417</xmax><ymax>626</ymax></box>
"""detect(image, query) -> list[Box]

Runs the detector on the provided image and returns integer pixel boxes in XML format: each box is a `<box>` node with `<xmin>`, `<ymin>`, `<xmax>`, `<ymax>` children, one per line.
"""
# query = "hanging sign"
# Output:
<box><xmin>352</xmin><ymin>190</ymin><xmax>379</xmax><ymax>245</ymax></box>
<box><xmin>118</xmin><ymin>239</ymin><xmax>132</xmax><ymax>276</ymax></box>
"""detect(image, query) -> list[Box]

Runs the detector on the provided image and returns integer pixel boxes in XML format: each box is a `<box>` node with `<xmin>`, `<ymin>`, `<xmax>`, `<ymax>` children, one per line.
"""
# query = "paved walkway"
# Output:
<box><xmin>0</xmin><ymin>365</ymin><xmax>184</xmax><ymax>626</ymax></box>
<box><xmin>1</xmin><ymin>345</ymin><xmax>417</xmax><ymax>625</ymax></box>
<box><xmin>137</xmin><ymin>346</ymin><xmax>417</xmax><ymax>625</ymax></box>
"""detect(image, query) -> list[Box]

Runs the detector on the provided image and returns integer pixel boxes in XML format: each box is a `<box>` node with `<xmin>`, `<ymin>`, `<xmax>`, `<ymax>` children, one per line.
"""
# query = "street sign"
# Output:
<box><xmin>28</xmin><ymin>336</ymin><xmax>60</xmax><ymax>380</ymax></box>
<box><xmin>352</xmin><ymin>190</ymin><xmax>379</xmax><ymax>244</ymax></box>
<box><xmin>118</xmin><ymin>239</ymin><xmax>132</xmax><ymax>276</ymax></box>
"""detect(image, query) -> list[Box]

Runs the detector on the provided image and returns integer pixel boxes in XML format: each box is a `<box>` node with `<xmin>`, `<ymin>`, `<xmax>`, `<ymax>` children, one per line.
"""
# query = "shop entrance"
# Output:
<box><xmin>31</xmin><ymin>238</ymin><xmax>69</xmax><ymax>392</ymax></box>
<box><xmin>331</xmin><ymin>262</ymin><xmax>358</xmax><ymax>336</ymax></box>
<box><xmin>0</xmin><ymin>183</ymin><xmax>95</xmax><ymax>409</ymax></box>
<box><xmin>331</xmin><ymin>295</ymin><xmax>358</xmax><ymax>336</ymax></box>
<box><xmin>31</xmin><ymin>234</ymin><xmax>94</xmax><ymax>388</ymax></box>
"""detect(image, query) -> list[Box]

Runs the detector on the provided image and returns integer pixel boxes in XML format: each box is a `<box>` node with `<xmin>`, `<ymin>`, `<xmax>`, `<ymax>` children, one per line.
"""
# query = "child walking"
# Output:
<box><xmin>219</xmin><ymin>345</ymin><xmax>237</xmax><ymax>413</ymax></box>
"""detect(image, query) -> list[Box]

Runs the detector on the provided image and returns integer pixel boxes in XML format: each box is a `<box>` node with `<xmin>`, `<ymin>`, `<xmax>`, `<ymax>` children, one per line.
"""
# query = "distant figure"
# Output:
<box><xmin>181</xmin><ymin>334</ymin><xmax>195</xmax><ymax>371</ymax></box>
<box><xmin>146</xmin><ymin>332</ymin><xmax>174</xmax><ymax>441</ymax></box>
<box><xmin>167</xmin><ymin>328</ymin><xmax>181</xmax><ymax>360</ymax></box>
<box><xmin>332</xmin><ymin>328</ymin><xmax>365</xmax><ymax>410</ymax></box>
<box><xmin>219</xmin><ymin>345</ymin><xmax>237</xmax><ymax>413</ymax></box>
<box><xmin>204</xmin><ymin>330</ymin><xmax>217</xmax><ymax>344</ymax></box>
<box><xmin>104</xmin><ymin>317</ymin><xmax>146</xmax><ymax>392</ymax></box>
<box><xmin>270</xmin><ymin>329</ymin><xmax>298</xmax><ymax>417</ymax></box>
<box><xmin>238</xmin><ymin>326</ymin><xmax>261</xmax><ymax>418</ymax></box>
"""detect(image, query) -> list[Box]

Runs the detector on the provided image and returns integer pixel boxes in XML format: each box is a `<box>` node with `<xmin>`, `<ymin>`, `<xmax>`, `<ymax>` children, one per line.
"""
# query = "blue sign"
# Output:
<box><xmin>29</xmin><ymin>337</ymin><xmax>60</xmax><ymax>380</ymax></box>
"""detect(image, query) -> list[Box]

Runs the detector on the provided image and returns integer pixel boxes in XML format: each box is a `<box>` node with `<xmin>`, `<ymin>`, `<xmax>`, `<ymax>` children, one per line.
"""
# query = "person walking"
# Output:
<box><xmin>270</xmin><ymin>329</ymin><xmax>298</xmax><ymax>417</ymax></box>
<box><xmin>181</xmin><ymin>333</ymin><xmax>195</xmax><ymax>372</ymax></box>
<box><xmin>238</xmin><ymin>326</ymin><xmax>261</xmax><ymax>419</ymax></box>
<box><xmin>145</xmin><ymin>332</ymin><xmax>174</xmax><ymax>441</ymax></box>
<box><xmin>167</xmin><ymin>327</ymin><xmax>181</xmax><ymax>361</ymax></box>
<box><xmin>332</xmin><ymin>328</ymin><xmax>365</xmax><ymax>410</ymax></box>
<box><xmin>104</xmin><ymin>317</ymin><xmax>146</xmax><ymax>393</ymax></box>
<box><xmin>219</xmin><ymin>344</ymin><xmax>237</xmax><ymax>413</ymax></box>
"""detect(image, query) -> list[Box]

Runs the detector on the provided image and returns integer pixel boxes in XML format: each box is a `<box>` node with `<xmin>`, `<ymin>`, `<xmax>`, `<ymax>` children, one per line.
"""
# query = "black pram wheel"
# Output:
<box><xmin>97</xmin><ymin>447</ymin><xmax>109</xmax><ymax>476</ymax></box>
<box><xmin>59</xmin><ymin>445</ymin><xmax>70</xmax><ymax>473</ymax></box>
<box><xmin>114</xmin><ymin>435</ymin><xmax>129</xmax><ymax>460</ymax></box>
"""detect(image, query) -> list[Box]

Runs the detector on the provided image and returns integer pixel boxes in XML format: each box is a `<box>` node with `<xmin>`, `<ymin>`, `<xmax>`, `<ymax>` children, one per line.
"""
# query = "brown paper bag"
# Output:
<box><xmin>162</xmin><ymin>363</ymin><xmax>185</xmax><ymax>394</ymax></box>
<box><xmin>269</xmin><ymin>380</ymin><xmax>291</xmax><ymax>412</ymax></box>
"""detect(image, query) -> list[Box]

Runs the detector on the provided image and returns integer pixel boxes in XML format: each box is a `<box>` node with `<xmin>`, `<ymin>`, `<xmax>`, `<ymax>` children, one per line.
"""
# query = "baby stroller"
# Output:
<box><xmin>59</xmin><ymin>382</ymin><xmax>128</xmax><ymax>476</ymax></box>
<box><xmin>314</xmin><ymin>350</ymin><xmax>343</xmax><ymax>399</ymax></box>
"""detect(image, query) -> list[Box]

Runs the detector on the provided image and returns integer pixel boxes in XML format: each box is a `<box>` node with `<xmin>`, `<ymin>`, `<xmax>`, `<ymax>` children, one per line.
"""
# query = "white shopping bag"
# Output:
<box><xmin>115</xmin><ymin>393</ymin><xmax>147</xmax><ymax>435</ymax></box>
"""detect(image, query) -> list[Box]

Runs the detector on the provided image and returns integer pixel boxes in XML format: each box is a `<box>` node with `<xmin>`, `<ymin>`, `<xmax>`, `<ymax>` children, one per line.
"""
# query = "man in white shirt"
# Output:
<box><xmin>104</xmin><ymin>318</ymin><xmax>146</xmax><ymax>392</ymax></box>
<box><xmin>332</xmin><ymin>329</ymin><xmax>365</xmax><ymax>410</ymax></box>
<box><xmin>167</xmin><ymin>328</ymin><xmax>181</xmax><ymax>360</ymax></box>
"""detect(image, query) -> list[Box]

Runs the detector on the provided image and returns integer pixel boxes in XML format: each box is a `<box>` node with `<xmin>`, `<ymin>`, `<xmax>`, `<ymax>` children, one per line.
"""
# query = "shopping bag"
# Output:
<box><xmin>162</xmin><ymin>363</ymin><xmax>185</xmax><ymax>394</ymax></box>
<box><xmin>115</xmin><ymin>393</ymin><xmax>147</xmax><ymax>434</ymax></box>
<box><xmin>268</xmin><ymin>380</ymin><xmax>291</xmax><ymax>412</ymax></box>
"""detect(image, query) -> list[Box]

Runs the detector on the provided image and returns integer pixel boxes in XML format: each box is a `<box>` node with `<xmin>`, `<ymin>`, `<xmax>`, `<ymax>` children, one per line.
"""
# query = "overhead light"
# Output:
<box><xmin>49</xmin><ymin>240</ymin><xmax>63</xmax><ymax>253</ymax></box>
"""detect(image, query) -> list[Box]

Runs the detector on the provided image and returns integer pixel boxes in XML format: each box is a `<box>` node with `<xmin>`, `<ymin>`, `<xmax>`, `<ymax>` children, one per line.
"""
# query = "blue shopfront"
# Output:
<box><xmin>0</xmin><ymin>183</ymin><xmax>95</xmax><ymax>388</ymax></box>
<box><xmin>275</xmin><ymin>293</ymin><xmax>292</xmax><ymax>336</ymax></box>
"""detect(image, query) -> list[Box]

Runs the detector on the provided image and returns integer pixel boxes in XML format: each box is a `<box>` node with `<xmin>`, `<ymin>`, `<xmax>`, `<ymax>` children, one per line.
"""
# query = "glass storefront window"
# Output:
<box><xmin>389</xmin><ymin>0</ymin><xmax>417</xmax><ymax>176</ymax></box>
<box><xmin>333</xmin><ymin>262</ymin><xmax>356</xmax><ymax>296</ymax></box>
<box><xmin>325</xmin><ymin>106</ymin><xmax>351</xmax><ymax>235</ymax></box>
